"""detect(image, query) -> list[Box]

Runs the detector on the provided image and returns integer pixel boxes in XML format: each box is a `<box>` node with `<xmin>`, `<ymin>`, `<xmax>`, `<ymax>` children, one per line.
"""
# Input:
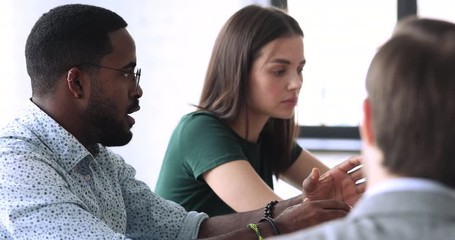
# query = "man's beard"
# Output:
<box><xmin>85</xmin><ymin>86</ymin><xmax>133</xmax><ymax>147</ymax></box>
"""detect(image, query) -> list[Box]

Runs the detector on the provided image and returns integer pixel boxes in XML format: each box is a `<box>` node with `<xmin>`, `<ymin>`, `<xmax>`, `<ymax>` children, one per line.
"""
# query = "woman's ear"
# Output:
<box><xmin>66</xmin><ymin>67</ymin><xmax>84</xmax><ymax>99</ymax></box>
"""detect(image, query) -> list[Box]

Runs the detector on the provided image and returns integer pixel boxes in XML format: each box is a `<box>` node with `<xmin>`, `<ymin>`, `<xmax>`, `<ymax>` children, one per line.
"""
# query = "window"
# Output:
<box><xmin>288</xmin><ymin>0</ymin><xmax>396</xmax><ymax>128</ymax></box>
<box><xmin>284</xmin><ymin>1</ymin><xmax>396</xmax><ymax>151</ymax></box>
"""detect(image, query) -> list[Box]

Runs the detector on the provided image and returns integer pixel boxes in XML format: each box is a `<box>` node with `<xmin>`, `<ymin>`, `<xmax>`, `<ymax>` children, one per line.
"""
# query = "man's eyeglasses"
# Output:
<box><xmin>78</xmin><ymin>63</ymin><xmax>141</xmax><ymax>91</ymax></box>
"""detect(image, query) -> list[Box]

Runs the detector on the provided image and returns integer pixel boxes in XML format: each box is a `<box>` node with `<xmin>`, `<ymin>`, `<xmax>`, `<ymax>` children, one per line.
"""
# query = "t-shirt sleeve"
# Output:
<box><xmin>178</xmin><ymin>113</ymin><xmax>247</xmax><ymax>180</ymax></box>
<box><xmin>290</xmin><ymin>141</ymin><xmax>303</xmax><ymax>166</ymax></box>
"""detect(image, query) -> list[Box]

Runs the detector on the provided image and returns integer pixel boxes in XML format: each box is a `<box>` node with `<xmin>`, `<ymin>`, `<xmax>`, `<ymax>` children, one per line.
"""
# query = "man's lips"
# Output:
<box><xmin>127</xmin><ymin>100</ymin><xmax>141</xmax><ymax>114</ymax></box>
<box><xmin>128</xmin><ymin>105</ymin><xmax>140</xmax><ymax>114</ymax></box>
<box><xmin>126</xmin><ymin>105</ymin><xmax>140</xmax><ymax>126</ymax></box>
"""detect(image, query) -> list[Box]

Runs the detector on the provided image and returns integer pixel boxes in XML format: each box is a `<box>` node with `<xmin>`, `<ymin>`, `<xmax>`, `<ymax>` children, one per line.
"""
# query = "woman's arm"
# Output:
<box><xmin>279</xmin><ymin>149</ymin><xmax>330</xmax><ymax>189</ymax></box>
<box><xmin>203</xmin><ymin>151</ymin><xmax>364</xmax><ymax>212</ymax></box>
<box><xmin>203</xmin><ymin>160</ymin><xmax>283</xmax><ymax>212</ymax></box>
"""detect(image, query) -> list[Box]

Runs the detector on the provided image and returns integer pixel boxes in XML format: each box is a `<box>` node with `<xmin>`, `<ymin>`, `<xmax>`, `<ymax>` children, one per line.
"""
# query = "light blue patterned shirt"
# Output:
<box><xmin>0</xmin><ymin>101</ymin><xmax>208</xmax><ymax>239</ymax></box>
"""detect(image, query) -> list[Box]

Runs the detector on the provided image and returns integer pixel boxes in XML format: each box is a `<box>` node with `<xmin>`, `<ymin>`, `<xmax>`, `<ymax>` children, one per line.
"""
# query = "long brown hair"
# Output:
<box><xmin>198</xmin><ymin>5</ymin><xmax>303</xmax><ymax>176</ymax></box>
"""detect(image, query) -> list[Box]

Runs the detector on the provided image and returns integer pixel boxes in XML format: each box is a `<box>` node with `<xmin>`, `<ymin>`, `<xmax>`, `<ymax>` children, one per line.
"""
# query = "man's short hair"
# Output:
<box><xmin>25</xmin><ymin>4</ymin><xmax>127</xmax><ymax>97</ymax></box>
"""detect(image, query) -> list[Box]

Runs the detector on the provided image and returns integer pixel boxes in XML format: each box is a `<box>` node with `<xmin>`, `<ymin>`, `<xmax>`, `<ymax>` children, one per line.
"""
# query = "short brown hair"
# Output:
<box><xmin>366</xmin><ymin>17</ymin><xmax>455</xmax><ymax>187</ymax></box>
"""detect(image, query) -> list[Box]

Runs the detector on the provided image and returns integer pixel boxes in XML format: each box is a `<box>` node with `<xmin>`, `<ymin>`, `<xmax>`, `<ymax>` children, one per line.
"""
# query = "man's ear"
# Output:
<box><xmin>66</xmin><ymin>67</ymin><xmax>84</xmax><ymax>99</ymax></box>
<box><xmin>360</xmin><ymin>98</ymin><xmax>375</xmax><ymax>145</ymax></box>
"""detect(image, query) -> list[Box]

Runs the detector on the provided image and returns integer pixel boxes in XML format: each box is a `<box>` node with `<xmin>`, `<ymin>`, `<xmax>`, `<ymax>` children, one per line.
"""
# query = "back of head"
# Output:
<box><xmin>25</xmin><ymin>4</ymin><xmax>127</xmax><ymax>97</ymax></box>
<box><xmin>199</xmin><ymin>4</ymin><xmax>303</xmax><ymax>120</ymax></box>
<box><xmin>366</xmin><ymin>17</ymin><xmax>455</xmax><ymax>188</ymax></box>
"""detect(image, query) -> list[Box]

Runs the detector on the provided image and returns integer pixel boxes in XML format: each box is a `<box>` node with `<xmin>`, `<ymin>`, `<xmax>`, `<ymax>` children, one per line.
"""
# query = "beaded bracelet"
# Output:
<box><xmin>247</xmin><ymin>223</ymin><xmax>264</xmax><ymax>240</ymax></box>
<box><xmin>264</xmin><ymin>200</ymin><xmax>279</xmax><ymax>218</ymax></box>
<box><xmin>259</xmin><ymin>216</ymin><xmax>281</xmax><ymax>236</ymax></box>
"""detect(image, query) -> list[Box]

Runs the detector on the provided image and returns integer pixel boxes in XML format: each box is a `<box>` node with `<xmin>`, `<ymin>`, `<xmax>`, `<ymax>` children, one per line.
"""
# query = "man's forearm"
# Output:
<box><xmin>198</xmin><ymin>208</ymin><xmax>263</xmax><ymax>238</ymax></box>
<box><xmin>198</xmin><ymin>214</ymin><xmax>277</xmax><ymax>239</ymax></box>
<box><xmin>198</xmin><ymin>195</ymin><xmax>302</xmax><ymax>238</ymax></box>
<box><xmin>272</xmin><ymin>195</ymin><xmax>302</xmax><ymax>216</ymax></box>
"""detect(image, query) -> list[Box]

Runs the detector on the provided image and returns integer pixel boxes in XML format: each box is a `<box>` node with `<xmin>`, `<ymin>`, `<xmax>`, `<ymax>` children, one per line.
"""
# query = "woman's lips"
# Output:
<box><xmin>281</xmin><ymin>97</ymin><xmax>298</xmax><ymax>107</ymax></box>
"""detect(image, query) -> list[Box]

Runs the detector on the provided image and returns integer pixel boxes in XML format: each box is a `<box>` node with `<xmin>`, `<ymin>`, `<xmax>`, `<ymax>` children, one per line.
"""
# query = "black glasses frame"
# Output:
<box><xmin>78</xmin><ymin>63</ymin><xmax>141</xmax><ymax>91</ymax></box>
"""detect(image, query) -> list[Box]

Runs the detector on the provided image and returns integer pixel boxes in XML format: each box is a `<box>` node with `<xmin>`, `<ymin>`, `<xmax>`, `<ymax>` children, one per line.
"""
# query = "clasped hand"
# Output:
<box><xmin>303</xmin><ymin>155</ymin><xmax>365</xmax><ymax>207</ymax></box>
<box><xmin>275</xmin><ymin>156</ymin><xmax>365</xmax><ymax>233</ymax></box>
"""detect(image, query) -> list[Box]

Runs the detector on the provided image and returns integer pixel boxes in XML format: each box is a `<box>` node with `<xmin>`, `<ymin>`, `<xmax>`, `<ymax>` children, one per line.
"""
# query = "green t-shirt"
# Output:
<box><xmin>155</xmin><ymin>111</ymin><xmax>302</xmax><ymax>216</ymax></box>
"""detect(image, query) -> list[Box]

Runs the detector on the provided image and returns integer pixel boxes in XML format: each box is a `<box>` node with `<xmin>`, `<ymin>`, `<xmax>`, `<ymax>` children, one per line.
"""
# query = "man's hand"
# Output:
<box><xmin>275</xmin><ymin>199</ymin><xmax>351</xmax><ymax>233</ymax></box>
<box><xmin>302</xmin><ymin>156</ymin><xmax>365</xmax><ymax>207</ymax></box>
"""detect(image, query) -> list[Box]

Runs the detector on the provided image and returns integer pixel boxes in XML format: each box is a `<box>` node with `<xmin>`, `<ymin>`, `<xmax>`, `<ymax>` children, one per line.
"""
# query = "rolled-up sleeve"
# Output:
<box><xmin>177</xmin><ymin>211</ymin><xmax>209</xmax><ymax>240</ymax></box>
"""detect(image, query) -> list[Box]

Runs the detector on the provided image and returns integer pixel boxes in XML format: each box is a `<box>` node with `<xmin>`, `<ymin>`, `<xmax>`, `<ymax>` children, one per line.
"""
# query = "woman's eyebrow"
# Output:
<box><xmin>270</xmin><ymin>58</ymin><xmax>306</xmax><ymax>65</ymax></box>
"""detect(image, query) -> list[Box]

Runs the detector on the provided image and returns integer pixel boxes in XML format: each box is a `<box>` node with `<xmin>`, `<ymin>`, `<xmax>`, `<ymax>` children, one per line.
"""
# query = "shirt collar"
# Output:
<box><xmin>20</xmin><ymin>100</ymin><xmax>95</xmax><ymax>171</ymax></box>
<box><xmin>366</xmin><ymin>177</ymin><xmax>455</xmax><ymax>198</ymax></box>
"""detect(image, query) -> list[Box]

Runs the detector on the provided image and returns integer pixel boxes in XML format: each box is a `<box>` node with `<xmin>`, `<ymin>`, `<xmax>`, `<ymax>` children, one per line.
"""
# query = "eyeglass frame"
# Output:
<box><xmin>77</xmin><ymin>63</ymin><xmax>141</xmax><ymax>91</ymax></box>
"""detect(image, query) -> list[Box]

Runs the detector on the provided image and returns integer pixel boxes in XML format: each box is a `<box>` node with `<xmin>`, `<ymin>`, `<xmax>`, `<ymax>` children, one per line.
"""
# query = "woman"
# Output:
<box><xmin>155</xmin><ymin>4</ymin><xmax>363</xmax><ymax>216</ymax></box>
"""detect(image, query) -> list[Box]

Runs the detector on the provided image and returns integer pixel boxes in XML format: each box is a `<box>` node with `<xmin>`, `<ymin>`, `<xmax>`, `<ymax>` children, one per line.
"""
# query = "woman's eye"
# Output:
<box><xmin>274</xmin><ymin>69</ymin><xmax>286</xmax><ymax>76</ymax></box>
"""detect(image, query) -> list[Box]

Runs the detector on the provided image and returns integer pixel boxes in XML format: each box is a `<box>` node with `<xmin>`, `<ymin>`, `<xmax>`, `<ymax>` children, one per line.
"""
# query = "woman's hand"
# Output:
<box><xmin>301</xmin><ymin>156</ymin><xmax>365</xmax><ymax>207</ymax></box>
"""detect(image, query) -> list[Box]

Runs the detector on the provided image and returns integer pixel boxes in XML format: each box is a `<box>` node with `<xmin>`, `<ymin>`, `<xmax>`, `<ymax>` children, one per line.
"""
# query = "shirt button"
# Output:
<box><xmin>84</xmin><ymin>175</ymin><xmax>91</xmax><ymax>181</ymax></box>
